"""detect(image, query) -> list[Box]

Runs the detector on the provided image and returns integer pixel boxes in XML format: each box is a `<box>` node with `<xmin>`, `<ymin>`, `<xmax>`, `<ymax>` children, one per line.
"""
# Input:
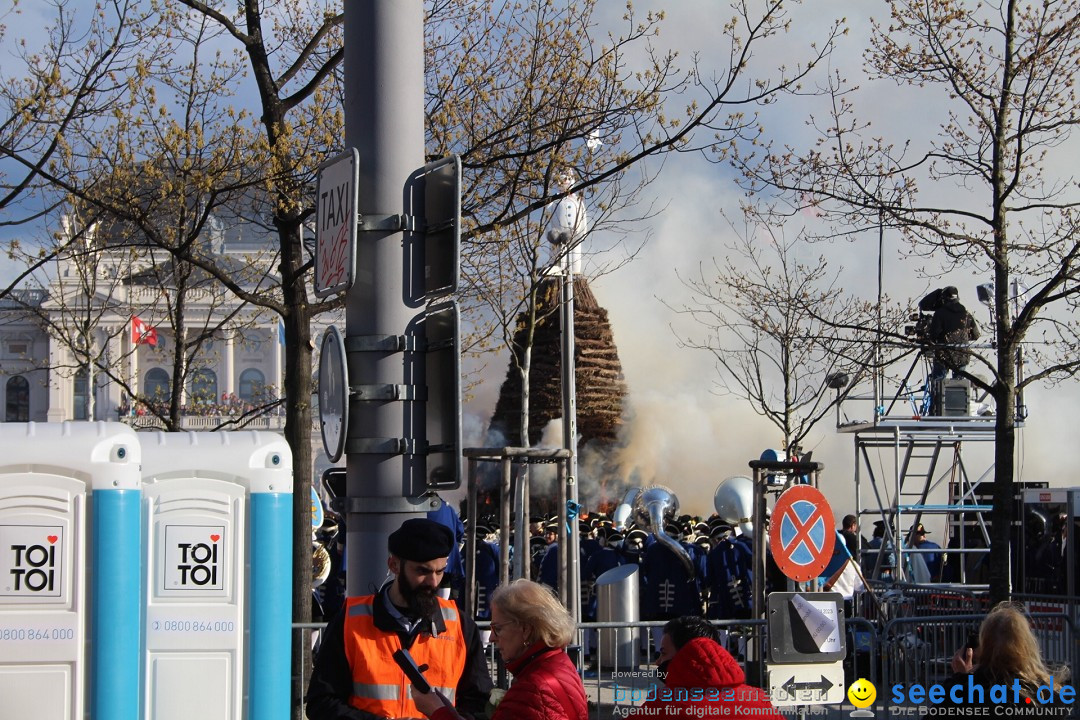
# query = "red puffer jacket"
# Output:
<box><xmin>492</xmin><ymin>643</ymin><xmax>588</xmax><ymax>720</ymax></box>
<box><xmin>633</xmin><ymin>637</ymin><xmax>784</xmax><ymax>719</ymax></box>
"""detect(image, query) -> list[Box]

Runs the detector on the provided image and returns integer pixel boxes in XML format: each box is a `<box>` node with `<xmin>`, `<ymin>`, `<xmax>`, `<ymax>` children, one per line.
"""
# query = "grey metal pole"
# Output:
<box><xmin>513</xmin><ymin>466</ymin><xmax>528</xmax><ymax>580</ymax></box>
<box><xmin>561</xmin><ymin>269</ymin><xmax>581</xmax><ymax>624</ymax></box>
<box><xmin>464</xmin><ymin>457</ymin><xmax>478</xmax><ymax>618</ymax></box>
<box><xmin>500</xmin><ymin>457</ymin><xmax>512</xmax><ymax>589</ymax></box>
<box><xmin>344</xmin><ymin>1</ymin><xmax>427</xmax><ymax>596</ymax></box>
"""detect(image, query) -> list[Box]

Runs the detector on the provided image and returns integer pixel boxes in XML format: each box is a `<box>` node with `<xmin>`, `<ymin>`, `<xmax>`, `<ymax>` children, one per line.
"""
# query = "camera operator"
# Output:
<box><xmin>920</xmin><ymin>286</ymin><xmax>980</xmax><ymax>381</ymax></box>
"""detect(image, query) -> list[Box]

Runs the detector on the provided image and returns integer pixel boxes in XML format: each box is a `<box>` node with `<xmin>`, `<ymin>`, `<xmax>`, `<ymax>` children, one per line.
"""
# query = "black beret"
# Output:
<box><xmin>388</xmin><ymin>518</ymin><xmax>454</xmax><ymax>562</ymax></box>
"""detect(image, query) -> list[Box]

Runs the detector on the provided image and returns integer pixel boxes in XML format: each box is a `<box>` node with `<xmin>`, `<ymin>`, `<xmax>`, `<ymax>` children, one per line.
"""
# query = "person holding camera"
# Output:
<box><xmin>922</xmin><ymin>286</ymin><xmax>980</xmax><ymax>381</ymax></box>
<box><xmin>946</xmin><ymin>603</ymin><xmax>1069</xmax><ymax>715</ymax></box>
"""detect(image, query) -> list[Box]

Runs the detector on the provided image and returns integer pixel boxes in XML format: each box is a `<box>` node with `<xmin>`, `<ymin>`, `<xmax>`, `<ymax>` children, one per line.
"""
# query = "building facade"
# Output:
<box><xmin>0</xmin><ymin>215</ymin><xmax>328</xmax><ymax>431</ymax></box>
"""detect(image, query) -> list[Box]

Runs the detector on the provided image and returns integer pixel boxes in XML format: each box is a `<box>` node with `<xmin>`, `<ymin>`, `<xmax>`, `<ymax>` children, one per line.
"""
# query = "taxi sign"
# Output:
<box><xmin>769</xmin><ymin>484</ymin><xmax>835</xmax><ymax>581</ymax></box>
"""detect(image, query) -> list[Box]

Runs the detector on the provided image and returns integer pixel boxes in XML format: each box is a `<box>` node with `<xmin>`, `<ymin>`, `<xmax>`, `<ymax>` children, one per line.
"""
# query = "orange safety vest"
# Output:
<box><xmin>343</xmin><ymin>594</ymin><xmax>467</xmax><ymax>718</ymax></box>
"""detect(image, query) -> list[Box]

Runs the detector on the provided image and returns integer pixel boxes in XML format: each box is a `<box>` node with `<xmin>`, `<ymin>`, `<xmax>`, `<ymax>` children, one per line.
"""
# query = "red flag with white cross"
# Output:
<box><xmin>131</xmin><ymin>316</ymin><xmax>158</xmax><ymax>346</ymax></box>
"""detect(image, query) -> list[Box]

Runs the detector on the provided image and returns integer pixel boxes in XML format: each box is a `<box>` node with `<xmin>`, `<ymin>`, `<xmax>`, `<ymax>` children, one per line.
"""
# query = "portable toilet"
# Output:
<box><xmin>138</xmin><ymin>430</ymin><xmax>292</xmax><ymax>720</ymax></box>
<box><xmin>0</xmin><ymin>421</ymin><xmax>142</xmax><ymax>720</ymax></box>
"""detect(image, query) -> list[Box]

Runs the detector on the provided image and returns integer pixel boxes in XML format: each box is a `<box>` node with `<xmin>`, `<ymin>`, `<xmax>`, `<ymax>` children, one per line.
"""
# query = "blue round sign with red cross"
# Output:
<box><xmin>769</xmin><ymin>485</ymin><xmax>835</xmax><ymax>582</ymax></box>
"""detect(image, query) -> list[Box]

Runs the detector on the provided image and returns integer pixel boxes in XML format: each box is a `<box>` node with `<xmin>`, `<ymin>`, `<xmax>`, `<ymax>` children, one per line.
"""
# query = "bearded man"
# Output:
<box><xmin>305</xmin><ymin>518</ymin><xmax>492</xmax><ymax>720</ymax></box>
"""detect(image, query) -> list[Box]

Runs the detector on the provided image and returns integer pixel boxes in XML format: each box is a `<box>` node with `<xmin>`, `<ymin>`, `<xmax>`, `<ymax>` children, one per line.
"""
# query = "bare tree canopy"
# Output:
<box><xmin>670</xmin><ymin>217</ymin><xmax>890</xmax><ymax>457</ymax></box>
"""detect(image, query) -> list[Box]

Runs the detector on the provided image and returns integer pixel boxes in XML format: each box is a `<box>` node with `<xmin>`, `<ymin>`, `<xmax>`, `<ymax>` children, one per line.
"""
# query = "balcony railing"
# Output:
<box><xmin>120</xmin><ymin>413</ymin><xmax>290</xmax><ymax>432</ymax></box>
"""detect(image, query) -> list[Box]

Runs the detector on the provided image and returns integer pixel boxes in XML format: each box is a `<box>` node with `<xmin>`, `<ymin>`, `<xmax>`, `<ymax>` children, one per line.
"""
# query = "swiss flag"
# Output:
<box><xmin>131</xmin><ymin>316</ymin><xmax>158</xmax><ymax>346</ymax></box>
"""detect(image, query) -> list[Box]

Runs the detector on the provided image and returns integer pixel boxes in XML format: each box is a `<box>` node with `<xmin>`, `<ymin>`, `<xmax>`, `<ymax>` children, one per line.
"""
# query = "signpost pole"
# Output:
<box><xmin>747</xmin><ymin>459</ymin><xmax>825</xmax><ymax>685</ymax></box>
<box><xmin>343</xmin><ymin>2</ymin><xmax>427</xmax><ymax>596</ymax></box>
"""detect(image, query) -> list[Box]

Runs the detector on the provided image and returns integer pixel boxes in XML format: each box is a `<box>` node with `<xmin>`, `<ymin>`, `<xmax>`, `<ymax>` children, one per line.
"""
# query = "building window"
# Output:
<box><xmin>238</xmin><ymin>368</ymin><xmax>265</xmax><ymax>402</ymax></box>
<box><xmin>5</xmin><ymin>375</ymin><xmax>29</xmax><ymax>422</ymax></box>
<box><xmin>73</xmin><ymin>368</ymin><xmax>89</xmax><ymax>420</ymax></box>
<box><xmin>145</xmin><ymin>368</ymin><xmax>170</xmax><ymax>400</ymax></box>
<box><xmin>240</xmin><ymin>331</ymin><xmax>264</xmax><ymax>354</ymax></box>
<box><xmin>189</xmin><ymin>368</ymin><xmax>217</xmax><ymax>404</ymax></box>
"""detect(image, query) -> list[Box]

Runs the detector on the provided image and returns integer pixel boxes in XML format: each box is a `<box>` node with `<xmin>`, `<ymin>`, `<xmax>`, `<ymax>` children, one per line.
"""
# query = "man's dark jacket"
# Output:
<box><xmin>929</xmin><ymin>300</ymin><xmax>979</xmax><ymax>369</ymax></box>
<box><xmin>305</xmin><ymin>585</ymin><xmax>492</xmax><ymax>720</ymax></box>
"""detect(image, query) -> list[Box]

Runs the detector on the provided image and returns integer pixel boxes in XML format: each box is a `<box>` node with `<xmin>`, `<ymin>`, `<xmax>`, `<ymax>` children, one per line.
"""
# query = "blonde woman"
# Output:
<box><xmin>415</xmin><ymin>578</ymin><xmax>587</xmax><ymax>720</ymax></box>
<box><xmin>949</xmin><ymin>603</ymin><xmax>1068</xmax><ymax>713</ymax></box>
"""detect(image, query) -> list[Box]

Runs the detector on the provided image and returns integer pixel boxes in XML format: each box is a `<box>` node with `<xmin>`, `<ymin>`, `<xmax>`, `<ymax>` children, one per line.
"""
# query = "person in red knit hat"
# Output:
<box><xmin>631</xmin><ymin>618</ymin><xmax>783</xmax><ymax>720</ymax></box>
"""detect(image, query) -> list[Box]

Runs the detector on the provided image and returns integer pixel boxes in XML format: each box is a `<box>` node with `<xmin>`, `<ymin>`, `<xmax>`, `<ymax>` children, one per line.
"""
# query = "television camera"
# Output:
<box><xmin>905</xmin><ymin>287</ymin><xmax>952</xmax><ymax>343</ymax></box>
<box><xmin>904</xmin><ymin>312</ymin><xmax>933</xmax><ymax>343</ymax></box>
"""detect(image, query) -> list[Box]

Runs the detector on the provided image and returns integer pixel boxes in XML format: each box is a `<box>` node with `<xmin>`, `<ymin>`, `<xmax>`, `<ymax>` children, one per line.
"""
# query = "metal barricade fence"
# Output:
<box><xmin>878</xmin><ymin>611</ymin><xmax>1077</xmax><ymax>713</ymax></box>
<box><xmin>1013</xmin><ymin>594</ymin><xmax>1079</xmax><ymax>678</ymax></box>
<box><xmin>573</xmin><ymin>619</ymin><xmax>767</xmax><ymax>717</ymax></box>
<box><xmin>859</xmin><ymin>582</ymin><xmax>989</xmax><ymax>623</ymax></box>
<box><xmin>293</xmin><ymin>606</ymin><xmax>1076</xmax><ymax>718</ymax></box>
<box><xmin>292</xmin><ymin>619</ymin><xmax>765</xmax><ymax>720</ymax></box>
<box><xmin>879</xmin><ymin>612</ymin><xmax>985</xmax><ymax>693</ymax></box>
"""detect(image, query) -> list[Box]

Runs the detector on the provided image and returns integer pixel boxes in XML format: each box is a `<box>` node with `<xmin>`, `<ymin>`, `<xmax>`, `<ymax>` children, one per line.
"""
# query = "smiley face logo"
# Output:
<box><xmin>847</xmin><ymin>678</ymin><xmax>876</xmax><ymax>708</ymax></box>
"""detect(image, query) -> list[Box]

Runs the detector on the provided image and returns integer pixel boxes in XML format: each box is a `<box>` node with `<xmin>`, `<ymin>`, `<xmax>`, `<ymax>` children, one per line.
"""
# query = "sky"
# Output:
<box><xmin>3</xmin><ymin>0</ymin><xmax>1078</xmax><ymax>536</ymax></box>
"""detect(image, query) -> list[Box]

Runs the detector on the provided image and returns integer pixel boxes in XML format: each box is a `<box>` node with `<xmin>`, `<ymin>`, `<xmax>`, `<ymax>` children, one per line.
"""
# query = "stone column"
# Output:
<box><xmin>224</xmin><ymin>332</ymin><xmax>236</xmax><ymax>398</ymax></box>
<box><xmin>271</xmin><ymin>323</ymin><xmax>283</xmax><ymax>405</ymax></box>
<box><xmin>46</xmin><ymin>334</ymin><xmax>67</xmax><ymax>422</ymax></box>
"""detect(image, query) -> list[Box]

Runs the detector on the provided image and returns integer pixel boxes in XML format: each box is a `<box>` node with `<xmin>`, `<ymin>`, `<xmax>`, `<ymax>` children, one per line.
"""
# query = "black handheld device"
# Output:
<box><xmin>392</xmin><ymin>648</ymin><xmax>432</xmax><ymax>694</ymax></box>
<box><xmin>392</xmin><ymin>648</ymin><xmax>454</xmax><ymax>709</ymax></box>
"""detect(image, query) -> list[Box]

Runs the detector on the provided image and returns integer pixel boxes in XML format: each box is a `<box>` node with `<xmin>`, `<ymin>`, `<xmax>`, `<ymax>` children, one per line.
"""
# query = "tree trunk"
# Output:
<box><xmin>988</xmin><ymin>342</ymin><xmax>1018</xmax><ymax>606</ymax></box>
<box><xmin>277</xmin><ymin>219</ymin><xmax>315</xmax><ymax>720</ymax></box>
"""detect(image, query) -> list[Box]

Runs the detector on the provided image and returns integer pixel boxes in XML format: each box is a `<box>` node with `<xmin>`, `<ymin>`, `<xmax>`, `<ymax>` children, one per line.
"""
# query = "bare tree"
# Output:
<box><xmin>0</xmin><ymin>0</ymin><xmax>157</xmax><ymax>299</ymax></box>
<box><xmin>6</xmin><ymin>7</ymin><xmax>279</xmax><ymax>430</ymax></box>
<box><xmin>670</xmin><ymin>218</ymin><xmax>891</xmax><ymax>457</ymax></box>
<box><xmin>733</xmin><ymin>0</ymin><xmax>1080</xmax><ymax>602</ymax></box>
<box><xmin>426</xmin><ymin>0</ymin><xmax>843</xmax><ymax>453</ymax></box>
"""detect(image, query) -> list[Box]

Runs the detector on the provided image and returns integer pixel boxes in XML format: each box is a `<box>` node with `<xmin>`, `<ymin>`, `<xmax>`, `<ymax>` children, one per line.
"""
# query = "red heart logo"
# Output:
<box><xmin>210</xmin><ymin>535</ymin><xmax>220</xmax><ymax>542</ymax></box>
<box><xmin>47</xmin><ymin>535</ymin><xmax>58</xmax><ymax>544</ymax></box>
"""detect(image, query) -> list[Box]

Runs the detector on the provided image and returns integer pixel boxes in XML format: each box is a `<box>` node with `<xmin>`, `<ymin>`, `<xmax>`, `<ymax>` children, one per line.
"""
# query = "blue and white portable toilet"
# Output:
<box><xmin>0</xmin><ymin>421</ymin><xmax>142</xmax><ymax>720</ymax></box>
<box><xmin>139</xmin><ymin>431</ymin><xmax>292</xmax><ymax>720</ymax></box>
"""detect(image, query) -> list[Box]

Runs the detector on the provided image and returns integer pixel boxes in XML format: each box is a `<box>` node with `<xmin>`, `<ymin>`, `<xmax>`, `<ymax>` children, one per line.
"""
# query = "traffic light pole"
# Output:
<box><xmin>343</xmin><ymin>1</ymin><xmax>428</xmax><ymax>596</ymax></box>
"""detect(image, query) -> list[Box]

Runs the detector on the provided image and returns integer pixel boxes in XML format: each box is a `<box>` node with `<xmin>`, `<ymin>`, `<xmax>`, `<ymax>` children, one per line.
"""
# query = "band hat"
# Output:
<box><xmin>909</xmin><ymin>523</ymin><xmax>930</xmax><ymax>534</ymax></box>
<box><xmin>709</xmin><ymin>523</ymin><xmax>733</xmax><ymax>538</ymax></box>
<box><xmin>387</xmin><ymin>518</ymin><xmax>454</xmax><ymax>562</ymax></box>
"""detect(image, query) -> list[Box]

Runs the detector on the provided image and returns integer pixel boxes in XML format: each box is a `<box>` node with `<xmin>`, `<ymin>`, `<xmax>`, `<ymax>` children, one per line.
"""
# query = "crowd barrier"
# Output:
<box><xmin>295</xmin><ymin>591</ymin><xmax>1077</xmax><ymax>719</ymax></box>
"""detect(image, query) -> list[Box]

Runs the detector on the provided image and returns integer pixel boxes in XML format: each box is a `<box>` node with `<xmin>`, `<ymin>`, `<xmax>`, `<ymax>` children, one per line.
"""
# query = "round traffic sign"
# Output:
<box><xmin>318</xmin><ymin>325</ymin><xmax>349</xmax><ymax>463</ymax></box>
<box><xmin>769</xmin><ymin>485</ymin><xmax>835</xmax><ymax>582</ymax></box>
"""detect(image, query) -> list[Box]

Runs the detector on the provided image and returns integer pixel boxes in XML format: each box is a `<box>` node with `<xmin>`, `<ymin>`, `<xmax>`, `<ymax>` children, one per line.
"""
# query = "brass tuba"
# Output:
<box><xmin>714</xmin><ymin>475</ymin><xmax>755</xmax><ymax>538</ymax></box>
<box><xmin>312</xmin><ymin>544</ymin><xmax>331</xmax><ymax>588</ymax></box>
<box><xmin>633</xmin><ymin>485</ymin><xmax>694</xmax><ymax>577</ymax></box>
<box><xmin>612</xmin><ymin>487</ymin><xmax>642</xmax><ymax>531</ymax></box>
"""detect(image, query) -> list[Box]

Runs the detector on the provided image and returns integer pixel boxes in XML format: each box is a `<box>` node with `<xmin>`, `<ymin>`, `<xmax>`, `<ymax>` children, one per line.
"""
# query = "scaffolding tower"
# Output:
<box><xmin>840</xmin><ymin>415</ymin><xmax>998</xmax><ymax>584</ymax></box>
<box><xmin>832</xmin><ymin>340</ymin><xmax>1030</xmax><ymax>585</ymax></box>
